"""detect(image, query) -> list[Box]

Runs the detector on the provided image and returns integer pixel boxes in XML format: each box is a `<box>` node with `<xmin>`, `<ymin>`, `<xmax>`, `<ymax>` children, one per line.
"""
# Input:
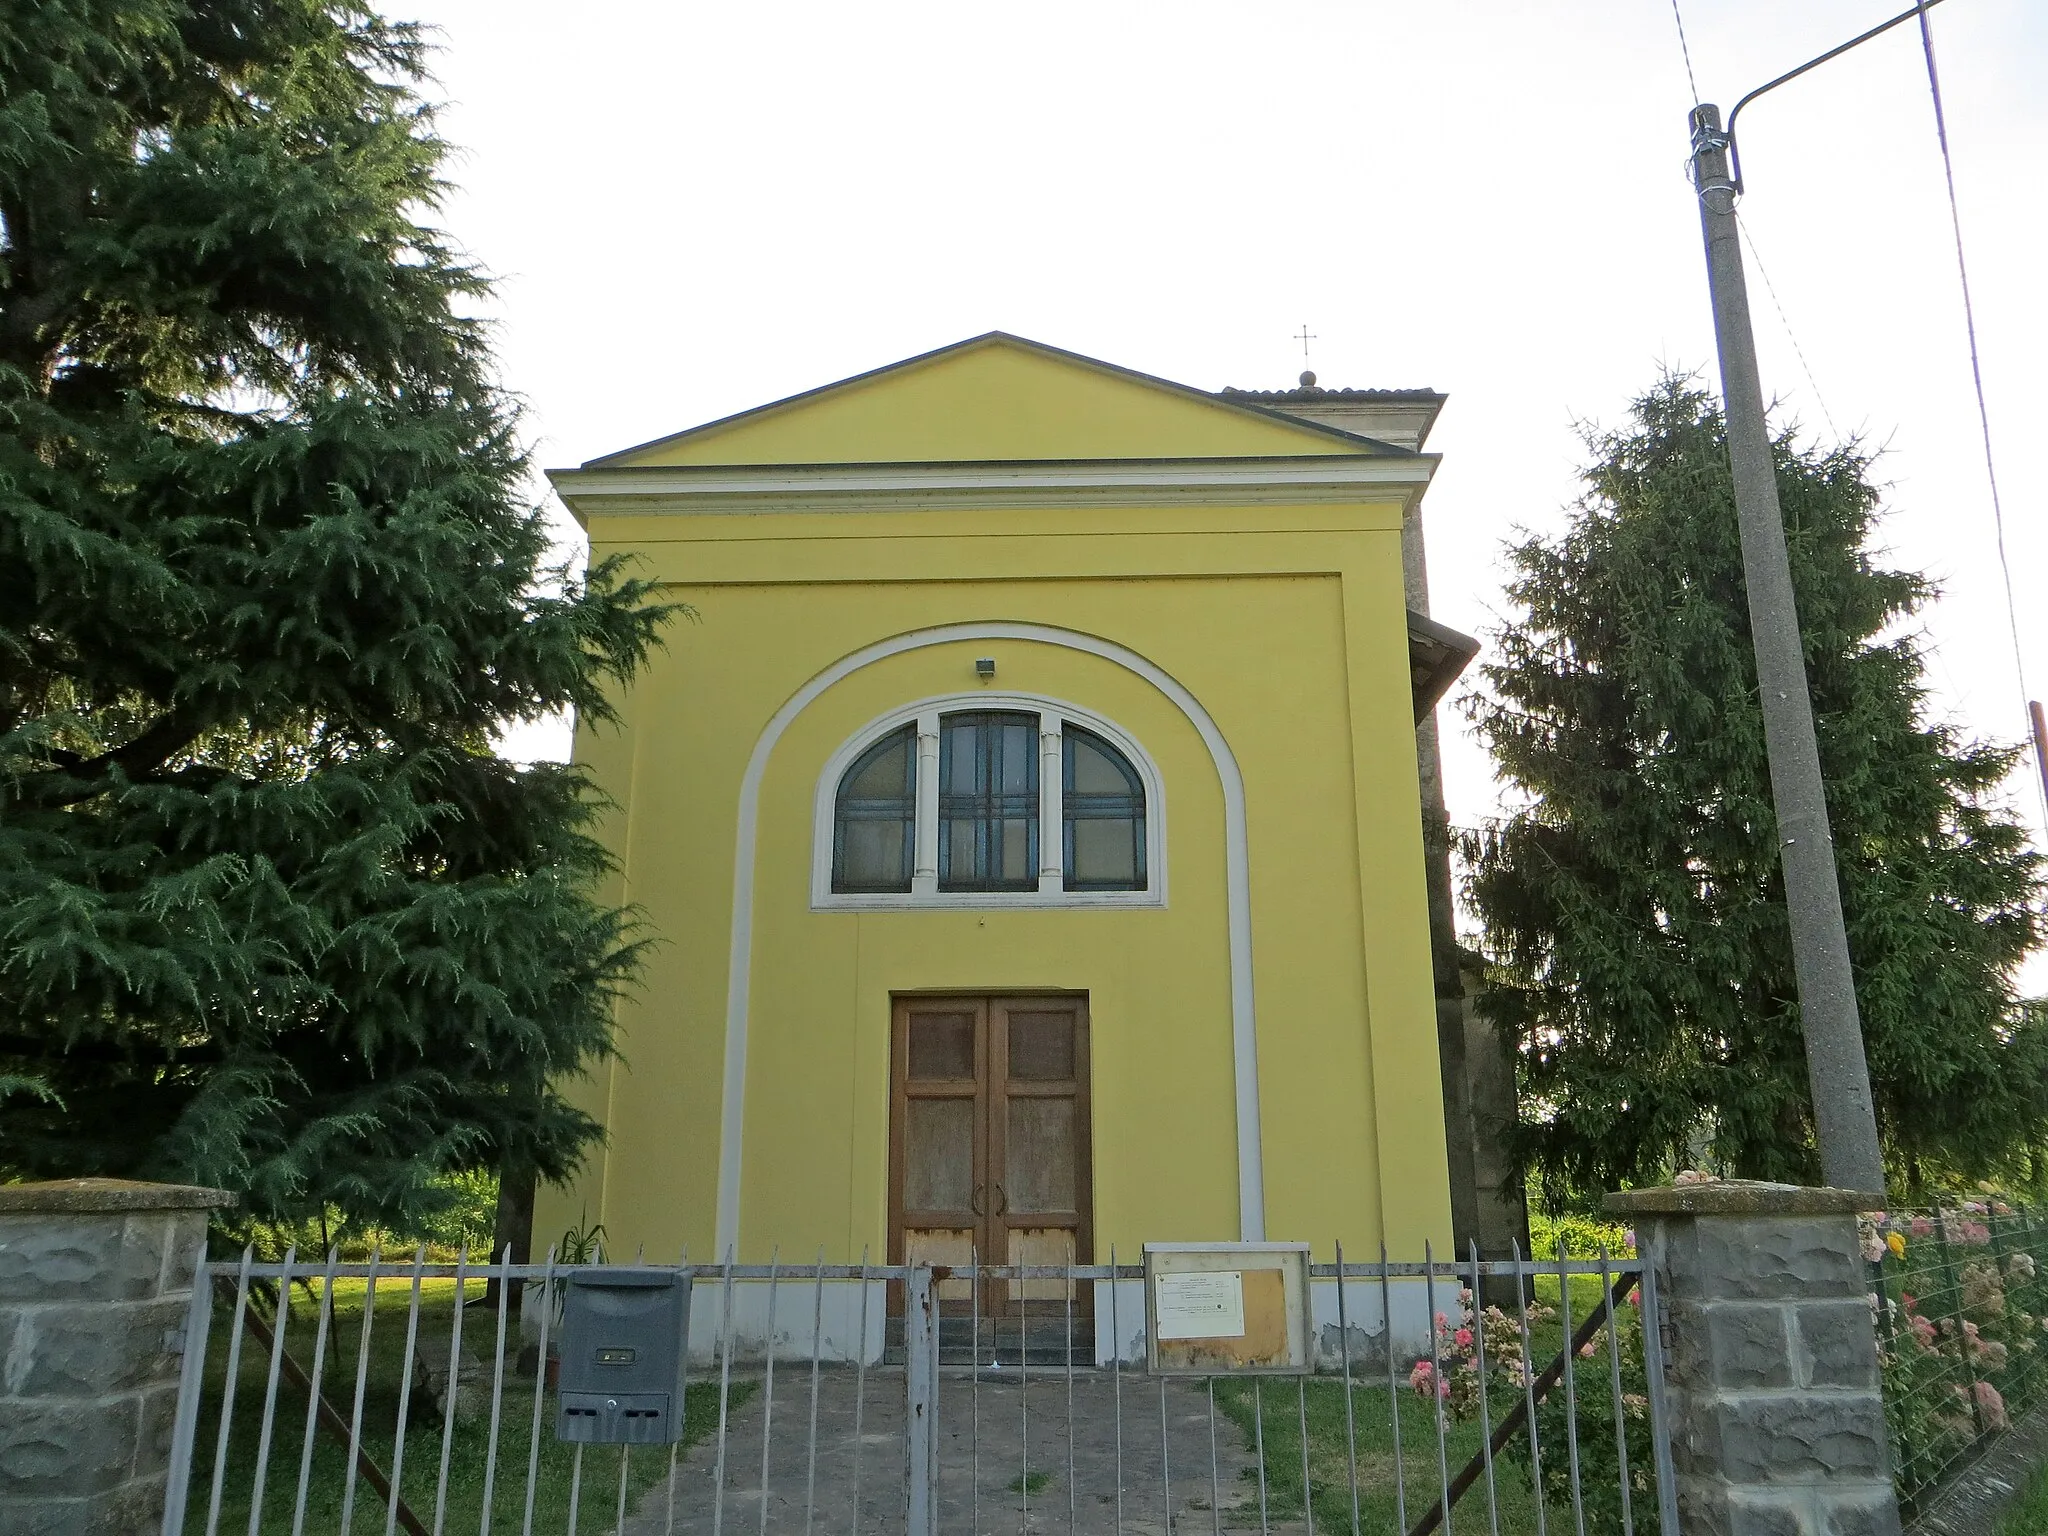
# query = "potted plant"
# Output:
<box><xmin>542</xmin><ymin>1214</ymin><xmax>607</xmax><ymax>1390</ymax></box>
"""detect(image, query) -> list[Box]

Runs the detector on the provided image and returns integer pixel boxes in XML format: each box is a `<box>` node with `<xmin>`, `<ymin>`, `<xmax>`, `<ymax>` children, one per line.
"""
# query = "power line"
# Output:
<box><xmin>1668</xmin><ymin>0</ymin><xmax>1701</xmax><ymax>105</ymax></box>
<box><xmin>1733</xmin><ymin>212</ymin><xmax>1841</xmax><ymax>444</ymax></box>
<box><xmin>1911</xmin><ymin>2</ymin><xmax>2043</xmax><ymax>826</ymax></box>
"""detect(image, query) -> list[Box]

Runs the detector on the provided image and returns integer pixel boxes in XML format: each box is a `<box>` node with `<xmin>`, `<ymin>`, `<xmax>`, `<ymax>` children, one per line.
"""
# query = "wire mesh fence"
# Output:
<box><xmin>163</xmin><ymin>1243</ymin><xmax>1670</xmax><ymax>1536</ymax></box>
<box><xmin>1864</xmin><ymin>1201</ymin><xmax>2048</xmax><ymax>1513</ymax></box>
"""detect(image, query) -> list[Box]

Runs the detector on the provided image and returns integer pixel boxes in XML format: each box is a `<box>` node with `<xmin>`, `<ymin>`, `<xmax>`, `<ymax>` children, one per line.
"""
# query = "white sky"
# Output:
<box><xmin>422</xmin><ymin>0</ymin><xmax>2048</xmax><ymax>985</ymax></box>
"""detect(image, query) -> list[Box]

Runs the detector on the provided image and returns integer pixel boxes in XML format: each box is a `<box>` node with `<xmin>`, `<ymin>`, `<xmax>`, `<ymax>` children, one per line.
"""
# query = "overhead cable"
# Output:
<box><xmin>1912</xmin><ymin>2</ymin><xmax>2042</xmax><ymax>826</ymax></box>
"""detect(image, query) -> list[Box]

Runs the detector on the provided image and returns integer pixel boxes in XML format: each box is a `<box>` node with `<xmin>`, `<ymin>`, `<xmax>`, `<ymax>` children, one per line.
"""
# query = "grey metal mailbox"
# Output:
<box><xmin>554</xmin><ymin>1267</ymin><xmax>691</xmax><ymax>1444</ymax></box>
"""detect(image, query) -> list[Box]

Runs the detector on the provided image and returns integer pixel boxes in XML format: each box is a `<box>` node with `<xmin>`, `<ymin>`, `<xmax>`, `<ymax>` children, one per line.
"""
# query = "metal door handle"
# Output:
<box><xmin>992</xmin><ymin>1182</ymin><xmax>1007</xmax><ymax>1216</ymax></box>
<box><xmin>970</xmin><ymin>1185</ymin><xmax>984</xmax><ymax>1216</ymax></box>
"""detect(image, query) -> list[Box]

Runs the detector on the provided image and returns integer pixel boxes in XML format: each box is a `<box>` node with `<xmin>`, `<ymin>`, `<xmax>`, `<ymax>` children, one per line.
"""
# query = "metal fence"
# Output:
<box><xmin>1865</xmin><ymin>1203</ymin><xmax>2048</xmax><ymax>1513</ymax></box>
<box><xmin>164</xmin><ymin>1243</ymin><xmax>1673</xmax><ymax>1536</ymax></box>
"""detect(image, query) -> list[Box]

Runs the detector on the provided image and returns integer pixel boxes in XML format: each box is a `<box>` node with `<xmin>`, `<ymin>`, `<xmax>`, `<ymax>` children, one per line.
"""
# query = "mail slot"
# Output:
<box><xmin>554</xmin><ymin>1267</ymin><xmax>691</xmax><ymax>1444</ymax></box>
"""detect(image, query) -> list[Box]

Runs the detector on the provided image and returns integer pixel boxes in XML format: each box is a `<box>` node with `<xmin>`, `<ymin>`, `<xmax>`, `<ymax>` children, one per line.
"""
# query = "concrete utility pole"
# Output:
<box><xmin>1687</xmin><ymin>103</ymin><xmax>1887</xmax><ymax>1197</ymax></box>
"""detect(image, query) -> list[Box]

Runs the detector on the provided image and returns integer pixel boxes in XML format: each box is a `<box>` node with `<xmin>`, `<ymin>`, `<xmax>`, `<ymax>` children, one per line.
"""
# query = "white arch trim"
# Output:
<box><xmin>716</xmin><ymin>622</ymin><xmax>1264</xmax><ymax>1254</ymax></box>
<box><xmin>808</xmin><ymin>691</ymin><xmax>1168</xmax><ymax>909</ymax></box>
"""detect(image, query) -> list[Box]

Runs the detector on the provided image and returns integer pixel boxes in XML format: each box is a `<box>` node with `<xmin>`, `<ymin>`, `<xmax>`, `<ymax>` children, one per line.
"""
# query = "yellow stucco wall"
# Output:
<box><xmin>596</xmin><ymin>334</ymin><xmax>1371</xmax><ymax>467</ymax></box>
<box><xmin>536</xmin><ymin>339</ymin><xmax>1454</xmax><ymax>1267</ymax></box>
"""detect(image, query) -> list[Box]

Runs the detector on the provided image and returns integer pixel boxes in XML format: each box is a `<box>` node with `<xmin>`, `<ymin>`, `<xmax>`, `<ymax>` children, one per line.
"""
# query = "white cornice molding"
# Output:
<box><xmin>547</xmin><ymin>455</ymin><xmax>1438</xmax><ymax>521</ymax></box>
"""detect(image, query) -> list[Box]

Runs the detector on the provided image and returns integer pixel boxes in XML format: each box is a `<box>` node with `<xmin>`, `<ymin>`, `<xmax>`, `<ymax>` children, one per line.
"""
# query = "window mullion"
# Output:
<box><xmin>1038</xmin><ymin>712</ymin><xmax>1063</xmax><ymax>893</ymax></box>
<box><xmin>913</xmin><ymin>712</ymin><xmax>940</xmax><ymax>895</ymax></box>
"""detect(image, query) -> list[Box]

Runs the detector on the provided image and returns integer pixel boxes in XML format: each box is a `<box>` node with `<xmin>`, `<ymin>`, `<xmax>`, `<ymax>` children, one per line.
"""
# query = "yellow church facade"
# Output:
<box><xmin>539</xmin><ymin>334</ymin><xmax>1462</xmax><ymax>1357</ymax></box>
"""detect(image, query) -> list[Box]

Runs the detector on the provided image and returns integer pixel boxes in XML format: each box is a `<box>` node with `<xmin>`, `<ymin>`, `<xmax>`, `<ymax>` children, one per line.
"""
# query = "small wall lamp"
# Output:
<box><xmin>975</xmin><ymin>657</ymin><xmax>997</xmax><ymax>679</ymax></box>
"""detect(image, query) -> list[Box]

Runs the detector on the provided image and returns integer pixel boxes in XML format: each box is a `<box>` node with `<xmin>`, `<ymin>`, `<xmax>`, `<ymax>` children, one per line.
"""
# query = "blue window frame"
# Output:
<box><xmin>1063</xmin><ymin>726</ymin><xmax>1146</xmax><ymax>892</ymax></box>
<box><xmin>831</xmin><ymin>725</ymin><xmax>916</xmax><ymax>892</ymax></box>
<box><xmin>939</xmin><ymin>712</ymin><xmax>1039</xmax><ymax>891</ymax></box>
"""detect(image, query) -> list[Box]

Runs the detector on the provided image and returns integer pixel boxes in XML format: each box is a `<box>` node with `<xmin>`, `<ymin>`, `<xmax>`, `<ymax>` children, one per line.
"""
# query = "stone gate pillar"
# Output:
<box><xmin>0</xmin><ymin>1179</ymin><xmax>234</xmax><ymax>1536</ymax></box>
<box><xmin>1606</xmin><ymin>1181</ymin><xmax>1899</xmax><ymax>1536</ymax></box>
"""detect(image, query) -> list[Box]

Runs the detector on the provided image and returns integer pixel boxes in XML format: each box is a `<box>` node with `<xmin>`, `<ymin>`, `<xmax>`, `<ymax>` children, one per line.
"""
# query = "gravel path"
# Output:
<box><xmin>623</xmin><ymin>1366</ymin><xmax>1267</xmax><ymax>1536</ymax></box>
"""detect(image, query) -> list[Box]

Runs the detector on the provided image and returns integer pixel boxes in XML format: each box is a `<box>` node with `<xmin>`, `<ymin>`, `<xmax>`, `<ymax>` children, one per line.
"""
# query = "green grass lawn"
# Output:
<box><xmin>1999</xmin><ymin>1459</ymin><xmax>2048</xmax><ymax>1534</ymax></box>
<box><xmin>1210</xmin><ymin>1272</ymin><xmax>1645</xmax><ymax>1536</ymax></box>
<box><xmin>181</xmin><ymin>1278</ymin><xmax>747</xmax><ymax>1536</ymax></box>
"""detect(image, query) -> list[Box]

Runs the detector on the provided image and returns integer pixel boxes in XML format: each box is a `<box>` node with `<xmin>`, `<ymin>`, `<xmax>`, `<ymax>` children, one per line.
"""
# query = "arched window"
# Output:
<box><xmin>820</xmin><ymin>696</ymin><xmax>1162</xmax><ymax>906</ymax></box>
<box><xmin>1063</xmin><ymin>725</ymin><xmax>1146</xmax><ymax>891</ymax></box>
<box><xmin>832</xmin><ymin>725</ymin><xmax>916</xmax><ymax>892</ymax></box>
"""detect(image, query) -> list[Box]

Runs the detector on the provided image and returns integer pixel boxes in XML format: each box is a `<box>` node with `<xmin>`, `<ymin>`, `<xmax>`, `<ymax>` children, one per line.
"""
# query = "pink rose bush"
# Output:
<box><xmin>1869</xmin><ymin>1191</ymin><xmax>2048</xmax><ymax>1506</ymax></box>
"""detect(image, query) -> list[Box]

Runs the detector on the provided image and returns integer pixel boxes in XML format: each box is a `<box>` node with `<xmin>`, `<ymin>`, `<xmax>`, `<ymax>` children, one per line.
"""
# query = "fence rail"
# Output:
<box><xmin>164</xmin><ymin>1244</ymin><xmax>1670</xmax><ymax>1536</ymax></box>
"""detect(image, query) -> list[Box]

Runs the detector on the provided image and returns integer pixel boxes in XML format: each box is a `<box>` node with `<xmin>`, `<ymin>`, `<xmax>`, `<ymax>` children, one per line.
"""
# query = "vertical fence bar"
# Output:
<box><xmin>1066</xmin><ymin>1264</ymin><xmax>1077</xmax><ymax>1536</ymax></box>
<box><xmin>850</xmin><ymin>1249</ymin><xmax>870</xmax><ymax>1536</ymax></box>
<box><xmin>905</xmin><ymin>1264</ymin><xmax>938</xmax><ymax>1536</ymax></box>
<box><xmin>619</xmin><ymin>1242</ymin><xmax>644</xmax><ymax>1536</ymax></box>
<box><xmin>1635</xmin><ymin>1251</ymin><xmax>1679</xmax><ymax>1536</ymax></box>
<box><xmin>1425</xmin><ymin>1243</ymin><xmax>1452</xmax><ymax>1536</ymax></box>
<box><xmin>430</xmin><ymin>1246</ymin><xmax>471</xmax><ymax>1536</ymax></box>
<box><xmin>1159</xmin><ymin>1369</ymin><xmax>1173</xmax><ymax>1536</ymax></box>
<box><xmin>713</xmin><ymin>1250</ymin><xmax>738</xmax><ymax>1536</ymax></box>
<box><xmin>1111</xmin><ymin>1245</ymin><xmax>1124</xmax><ymax>1536</ymax></box>
<box><xmin>339</xmin><ymin>1245</ymin><xmax>385</xmax><ymax>1536</ymax></box>
<box><xmin>163</xmin><ymin>1245</ymin><xmax>219</xmax><ymax>1536</ymax></box>
<box><xmin>1871</xmin><ymin>1241</ymin><xmax>1911</xmax><ymax>1499</ymax></box>
<box><xmin>1468</xmin><ymin>1244</ymin><xmax>1500</xmax><ymax>1536</ymax></box>
<box><xmin>805</xmin><ymin>1251</ymin><xmax>823</xmax><ymax>1536</ymax></box>
<box><xmin>1297</xmin><ymin>1373</ymin><xmax>1315</xmax><ymax>1536</ymax></box>
<box><xmin>202</xmin><ymin>1246</ymin><xmax>256</xmax><ymax>1536</ymax></box>
<box><xmin>1511</xmin><ymin>1242</ymin><xmax>1545</xmax><ymax>1536</ymax></box>
<box><xmin>1382</xmin><ymin>1244</ymin><xmax>1406</xmax><ymax>1535</ymax></box>
<box><xmin>520</xmin><ymin>1248</ymin><xmax>558</xmax><ymax>1536</ymax></box>
<box><xmin>666</xmin><ymin>1246</ymin><xmax>692</xmax><ymax>1536</ymax></box>
<box><xmin>1600</xmin><ymin>1248</ymin><xmax>1635</xmax><ymax>1536</ymax></box>
<box><xmin>760</xmin><ymin>1250</ymin><xmax>781</xmax><ymax>1536</ymax></box>
<box><xmin>289</xmin><ymin>1248</ymin><xmax>340</xmax><ymax>1536</ymax></box>
<box><xmin>245</xmin><ymin>1247</ymin><xmax>299</xmax><ymax>1534</ymax></box>
<box><xmin>479</xmin><ymin>1247</ymin><xmax>512</xmax><ymax>1536</ymax></box>
<box><xmin>1208</xmin><ymin>1378</ymin><xmax>1223</xmax><ymax>1536</ymax></box>
<box><xmin>384</xmin><ymin>1250</ymin><xmax>428</xmax><ymax>1536</ymax></box>
<box><xmin>1022</xmin><ymin>1266</ymin><xmax>1033</xmax><ymax>1528</ymax></box>
<box><xmin>1335</xmin><ymin>1242</ymin><xmax>1360</xmax><ymax>1536</ymax></box>
<box><xmin>1555</xmin><ymin>1251</ymin><xmax>1585</xmax><ymax>1536</ymax></box>
<box><xmin>969</xmin><ymin>1246</ymin><xmax>980</xmax><ymax>1536</ymax></box>
<box><xmin>566</xmin><ymin>1445</ymin><xmax>586</xmax><ymax>1536</ymax></box>
<box><xmin>1253</xmin><ymin>1378</ymin><xmax>1269</xmax><ymax>1536</ymax></box>
<box><xmin>2020</xmin><ymin>1209</ymin><xmax>2043</xmax><ymax>1407</ymax></box>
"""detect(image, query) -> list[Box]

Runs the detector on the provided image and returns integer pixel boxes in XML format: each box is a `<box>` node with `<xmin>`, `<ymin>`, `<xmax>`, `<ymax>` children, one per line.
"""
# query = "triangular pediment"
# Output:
<box><xmin>588</xmin><ymin>334</ymin><xmax>1399</xmax><ymax>468</ymax></box>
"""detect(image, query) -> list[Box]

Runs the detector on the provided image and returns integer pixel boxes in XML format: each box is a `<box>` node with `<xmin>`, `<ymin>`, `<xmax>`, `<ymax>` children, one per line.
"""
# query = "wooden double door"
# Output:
<box><xmin>889</xmin><ymin>994</ymin><xmax>1093</xmax><ymax>1316</ymax></box>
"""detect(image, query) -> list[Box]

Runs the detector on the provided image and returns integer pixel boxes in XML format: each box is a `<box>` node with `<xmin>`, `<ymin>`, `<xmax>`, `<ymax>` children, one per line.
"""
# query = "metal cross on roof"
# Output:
<box><xmin>1294</xmin><ymin>324</ymin><xmax>1317</xmax><ymax>360</ymax></box>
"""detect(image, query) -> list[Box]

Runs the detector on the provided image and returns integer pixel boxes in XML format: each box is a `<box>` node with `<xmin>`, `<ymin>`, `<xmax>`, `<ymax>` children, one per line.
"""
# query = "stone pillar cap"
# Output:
<box><xmin>1602</xmin><ymin>1179</ymin><xmax>1883</xmax><ymax>1217</ymax></box>
<box><xmin>0</xmin><ymin>1177</ymin><xmax>238</xmax><ymax>1213</ymax></box>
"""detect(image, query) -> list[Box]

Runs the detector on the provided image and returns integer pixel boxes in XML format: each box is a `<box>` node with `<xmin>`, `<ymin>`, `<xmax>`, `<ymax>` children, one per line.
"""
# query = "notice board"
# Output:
<box><xmin>1143</xmin><ymin>1243</ymin><xmax>1312</xmax><ymax>1375</ymax></box>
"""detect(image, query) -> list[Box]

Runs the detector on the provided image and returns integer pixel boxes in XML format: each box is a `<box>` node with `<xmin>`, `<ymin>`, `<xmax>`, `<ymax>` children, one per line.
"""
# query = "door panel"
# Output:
<box><xmin>903</xmin><ymin>1098</ymin><xmax>975</xmax><ymax>1210</ymax></box>
<box><xmin>988</xmin><ymin>997</ymin><xmax>1089</xmax><ymax>1315</ymax></box>
<box><xmin>907</xmin><ymin>1008</ymin><xmax>976</xmax><ymax>1080</ymax></box>
<box><xmin>891</xmin><ymin>997</ymin><xmax>987</xmax><ymax>1316</ymax></box>
<box><xmin>1003</xmin><ymin>1099</ymin><xmax>1076</xmax><ymax>1210</ymax></box>
<box><xmin>1006</xmin><ymin>1009</ymin><xmax>1077</xmax><ymax>1080</ymax></box>
<box><xmin>1006</xmin><ymin>1227</ymin><xmax>1077</xmax><ymax>1305</ymax></box>
<box><xmin>889</xmin><ymin>993</ymin><xmax>1091</xmax><ymax>1317</ymax></box>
